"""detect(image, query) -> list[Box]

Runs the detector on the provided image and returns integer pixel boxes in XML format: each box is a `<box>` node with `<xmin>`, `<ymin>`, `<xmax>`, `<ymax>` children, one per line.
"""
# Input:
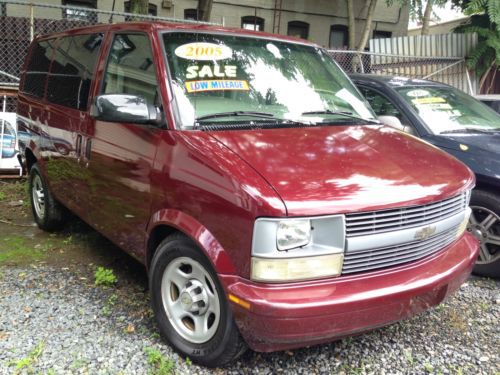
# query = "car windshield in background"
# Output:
<box><xmin>162</xmin><ymin>33</ymin><xmax>375</xmax><ymax>127</ymax></box>
<box><xmin>396</xmin><ymin>86</ymin><xmax>500</xmax><ymax>135</ymax></box>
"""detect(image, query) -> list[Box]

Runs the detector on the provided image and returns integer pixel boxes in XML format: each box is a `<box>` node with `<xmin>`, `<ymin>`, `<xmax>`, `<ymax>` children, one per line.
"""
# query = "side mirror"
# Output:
<box><xmin>378</xmin><ymin>116</ymin><xmax>415</xmax><ymax>135</ymax></box>
<box><xmin>378</xmin><ymin>115</ymin><xmax>404</xmax><ymax>130</ymax></box>
<box><xmin>90</xmin><ymin>94</ymin><xmax>160</xmax><ymax>125</ymax></box>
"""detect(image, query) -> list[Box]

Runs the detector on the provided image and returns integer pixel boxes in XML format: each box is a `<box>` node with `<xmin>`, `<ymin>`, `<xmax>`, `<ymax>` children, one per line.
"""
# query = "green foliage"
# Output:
<box><xmin>385</xmin><ymin>0</ymin><xmax>447</xmax><ymax>23</ymax></box>
<box><xmin>94</xmin><ymin>266</ymin><xmax>118</xmax><ymax>287</ymax></box>
<box><xmin>0</xmin><ymin>191</ymin><xmax>6</xmax><ymax>201</ymax></box>
<box><xmin>454</xmin><ymin>0</ymin><xmax>500</xmax><ymax>89</ymax></box>
<box><xmin>144</xmin><ymin>347</ymin><xmax>176</xmax><ymax>375</ymax></box>
<box><xmin>8</xmin><ymin>341</ymin><xmax>45</xmax><ymax>374</ymax></box>
<box><xmin>102</xmin><ymin>293</ymin><xmax>118</xmax><ymax>316</ymax></box>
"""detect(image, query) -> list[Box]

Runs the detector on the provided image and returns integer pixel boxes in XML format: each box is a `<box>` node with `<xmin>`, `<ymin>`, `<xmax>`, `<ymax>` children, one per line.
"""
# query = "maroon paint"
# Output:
<box><xmin>222</xmin><ymin>233</ymin><xmax>478</xmax><ymax>351</ymax></box>
<box><xmin>16</xmin><ymin>22</ymin><xmax>479</xmax><ymax>353</ymax></box>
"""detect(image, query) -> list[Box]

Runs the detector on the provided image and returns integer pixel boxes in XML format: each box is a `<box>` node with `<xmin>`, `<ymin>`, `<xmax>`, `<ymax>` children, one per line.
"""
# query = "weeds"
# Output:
<box><xmin>94</xmin><ymin>267</ymin><xmax>117</xmax><ymax>287</ymax></box>
<box><xmin>102</xmin><ymin>293</ymin><xmax>118</xmax><ymax>316</ymax></box>
<box><xmin>144</xmin><ymin>347</ymin><xmax>176</xmax><ymax>375</ymax></box>
<box><xmin>403</xmin><ymin>348</ymin><xmax>414</xmax><ymax>366</ymax></box>
<box><xmin>7</xmin><ymin>341</ymin><xmax>45</xmax><ymax>374</ymax></box>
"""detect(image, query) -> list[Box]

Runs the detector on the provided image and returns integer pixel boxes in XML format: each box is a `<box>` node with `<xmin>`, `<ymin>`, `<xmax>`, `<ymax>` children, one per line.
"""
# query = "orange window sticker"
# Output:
<box><xmin>185</xmin><ymin>80</ymin><xmax>250</xmax><ymax>93</ymax></box>
<box><xmin>175</xmin><ymin>42</ymin><xmax>232</xmax><ymax>61</ymax></box>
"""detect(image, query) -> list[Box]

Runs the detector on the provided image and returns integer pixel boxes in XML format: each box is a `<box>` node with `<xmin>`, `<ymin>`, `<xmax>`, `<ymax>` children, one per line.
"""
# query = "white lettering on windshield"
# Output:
<box><xmin>186</xmin><ymin>65</ymin><xmax>237</xmax><ymax>79</ymax></box>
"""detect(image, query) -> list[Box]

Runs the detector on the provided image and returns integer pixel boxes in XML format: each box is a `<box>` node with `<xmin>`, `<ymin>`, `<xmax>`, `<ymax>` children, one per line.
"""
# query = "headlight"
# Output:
<box><xmin>251</xmin><ymin>215</ymin><xmax>345</xmax><ymax>282</ymax></box>
<box><xmin>251</xmin><ymin>254</ymin><xmax>343</xmax><ymax>282</ymax></box>
<box><xmin>277</xmin><ymin>219</ymin><xmax>311</xmax><ymax>250</ymax></box>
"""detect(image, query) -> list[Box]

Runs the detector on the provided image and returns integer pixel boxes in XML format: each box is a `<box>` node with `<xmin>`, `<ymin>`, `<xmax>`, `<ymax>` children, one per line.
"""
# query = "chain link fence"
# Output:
<box><xmin>0</xmin><ymin>0</ymin><xmax>213</xmax><ymax>89</ymax></box>
<box><xmin>328</xmin><ymin>50</ymin><xmax>475</xmax><ymax>94</ymax></box>
<box><xmin>0</xmin><ymin>0</ymin><xmax>215</xmax><ymax>174</ymax></box>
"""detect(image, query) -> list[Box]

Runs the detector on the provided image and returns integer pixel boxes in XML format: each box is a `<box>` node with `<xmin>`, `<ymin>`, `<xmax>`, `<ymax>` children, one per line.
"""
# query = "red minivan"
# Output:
<box><xmin>17</xmin><ymin>22</ymin><xmax>479</xmax><ymax>367</ymax></box>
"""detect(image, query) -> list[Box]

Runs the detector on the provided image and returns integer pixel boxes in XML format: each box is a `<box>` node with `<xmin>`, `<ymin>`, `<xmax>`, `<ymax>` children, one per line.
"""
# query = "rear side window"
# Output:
<box><xmin>47</xmin><ymin>34</ymin><xmax>103</xmax><ymax>110</ymax></box>
<box><xmin>22</xmin><ymin>39</ymin><xmax>56</xmax><ymax>98</ymax></box>
<box><xmin>102</xmin><ymin>33</ymin><xmax>158</xmax><ymax>105</ymax></box>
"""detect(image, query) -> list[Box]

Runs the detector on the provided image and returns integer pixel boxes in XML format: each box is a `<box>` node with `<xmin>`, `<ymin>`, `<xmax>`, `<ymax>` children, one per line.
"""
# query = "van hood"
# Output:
<box><xmin>208</xmin><ymin>125</ymin><xmax>474</xmax><ymax>216</ymax></box>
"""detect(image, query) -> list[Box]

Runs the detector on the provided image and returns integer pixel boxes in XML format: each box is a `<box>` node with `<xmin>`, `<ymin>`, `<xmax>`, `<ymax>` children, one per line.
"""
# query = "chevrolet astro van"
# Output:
<box><xmin>17</xmin><ymin>22</ymin><xmax>479</xmax><ymax>367</ymax></box>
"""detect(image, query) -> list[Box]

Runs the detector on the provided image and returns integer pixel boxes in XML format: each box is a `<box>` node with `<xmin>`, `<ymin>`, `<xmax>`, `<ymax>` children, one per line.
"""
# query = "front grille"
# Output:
<box><xmin>342</xmin><ymin>224</ymin><xmax>460</xmax><ymax>274</ymax></box>
<box><xmin>345</xmin><ymin>193</ymin><xmax>467</xmax><ymax>237</ymax></box>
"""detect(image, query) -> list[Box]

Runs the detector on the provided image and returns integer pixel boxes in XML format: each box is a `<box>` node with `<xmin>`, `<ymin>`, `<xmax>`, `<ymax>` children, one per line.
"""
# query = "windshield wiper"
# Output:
<box><xmin>195</xmin><ymin>111</ymin><xmax>277</xmax><ymax>122</ymax></box>
<box><xmin>440</xmin><ymin>128</ymin><xmax>499</xmax><ymax>135</ymax></box>
<box><xmin>301</xmin><ymin>110</ymin><xmax>380</xmax><ymax>125</ymax></box>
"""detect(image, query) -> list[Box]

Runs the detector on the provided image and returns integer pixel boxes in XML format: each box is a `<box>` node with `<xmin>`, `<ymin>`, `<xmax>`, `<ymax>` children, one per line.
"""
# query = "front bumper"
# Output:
<box><xmin>220</xmin><ymin>232</ymin><xmax>479</xmax><ymax>352</ymax></box>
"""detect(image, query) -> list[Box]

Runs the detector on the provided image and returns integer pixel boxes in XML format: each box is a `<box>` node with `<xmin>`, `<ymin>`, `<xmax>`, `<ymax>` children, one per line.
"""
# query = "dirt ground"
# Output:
<box><xmin>0</xmin><ymin>179</ymin><xmax>147</xmax><ymax>285</ymax></box>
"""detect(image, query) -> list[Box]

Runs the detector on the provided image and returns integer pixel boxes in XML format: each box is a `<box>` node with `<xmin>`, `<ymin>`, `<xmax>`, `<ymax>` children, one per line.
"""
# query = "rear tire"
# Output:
<box><xmin>149</xmin><ymin>233</ymin><xmax>246</xmax><ymax>367</ymax></box>
<box><xmin>28</xmin><ymin>163</ymin><xmax>65</xmax><ymax>231</ymax></box>
<box><xmin>468</xmin><ymin>189</ymin><xmax>500</xmax><ymax>278</ymax></box>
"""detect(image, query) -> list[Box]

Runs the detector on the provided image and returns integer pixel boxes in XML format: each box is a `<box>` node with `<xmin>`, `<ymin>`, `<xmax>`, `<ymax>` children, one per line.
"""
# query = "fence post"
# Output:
<box><xmin>29</xmin><ymin>3</ymin><xmax>34</xmax><ymax>41</ymax></box>
<box><xmin>465</xmin><ymin>69</ymin><xmax>474</xmax><ymax>95</ymax></box>
<box><xmin>0</xmin><ymin>96</ymin><xmax>6</xmax><ymax>164</ymax></box>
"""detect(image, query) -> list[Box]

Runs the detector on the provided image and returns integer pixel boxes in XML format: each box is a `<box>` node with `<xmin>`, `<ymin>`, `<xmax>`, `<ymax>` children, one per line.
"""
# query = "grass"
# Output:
<box><xmin>7</xmin><ymin>341</ymin><xmax>45</xmax><ymax>374</ymax></box>
<box><xmin>0</xmin><ymin>235</ymin><xmax>45</xmax><ymax>264</ymax></box>
<box><xmin>144</xmin><ymin>347</ymin><xmax>176</xmax><ymax>375</ymax></box>
<box><xmin>94</xmin><ymin>266</ymin><xmax>118</xmax><ymax>287</ymax></box>
<box><xmin>0</xmin><ymin>180</ymin><xmax>27</xmax><ymax>201</ymax></box>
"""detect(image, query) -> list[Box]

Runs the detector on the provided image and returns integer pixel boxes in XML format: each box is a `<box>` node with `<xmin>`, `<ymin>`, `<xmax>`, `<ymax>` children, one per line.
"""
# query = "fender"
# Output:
<box><xmin>147</xmin><ymin>208</ymin><xmax>238</xmax><ymax>275</ymax></box>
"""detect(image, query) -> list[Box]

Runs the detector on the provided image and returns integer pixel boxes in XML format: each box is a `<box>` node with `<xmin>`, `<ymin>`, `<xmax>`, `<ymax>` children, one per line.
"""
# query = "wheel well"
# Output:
<box><xmin>25</xmin><ymin>148</ymin><xmax>37</xmax><ymax>173</ymax></box>
<box><xmin>146</xmin><ymin>224</ymin><xmax>178</xmax><ymax>269</ymax></box>
<box><xmin>474</xmin><ymin>180</ymin><xmax>499</xmax><ymax>196</ymax></box>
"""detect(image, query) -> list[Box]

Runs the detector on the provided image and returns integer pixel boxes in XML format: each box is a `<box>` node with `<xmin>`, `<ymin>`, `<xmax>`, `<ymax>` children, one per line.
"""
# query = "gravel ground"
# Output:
<box><xmin>0</xmin><ymin>265</ymin><xmax>498</xmax><ymax>375</ymax></box>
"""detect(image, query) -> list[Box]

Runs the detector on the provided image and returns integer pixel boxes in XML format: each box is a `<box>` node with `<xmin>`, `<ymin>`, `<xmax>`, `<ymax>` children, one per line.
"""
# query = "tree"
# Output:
<box><xmin>346</xmin><ymin>0</ymin><xmax>356</xmax><ymax>49</ymax></box>
<box><xmin>344</xmin><ymin>0</ymin><xmax>379</xmax><ymax>51</ymax></box>
<box><xmin>128</xmin><ymin>0</ymin><xmax>149</xmax><ymax>15</ymax></box>
<box><xmin>197</xmin><ymin>0</ymin><xmax>213</xmax><ymax>22</ymax></box>
<box><xmin>454</xmin><ymin>0</ymin><xmax>500</xmax><ymax>92</ymax></box>
<box><xmin>357</xmin><ymin>0</ymin><xmax>379</xmax><ymax>51</ymax></box>
<box><xmin>386</xmin><ymin>0</ymin><xmax>447</xmax><ymax>35</ymax></box>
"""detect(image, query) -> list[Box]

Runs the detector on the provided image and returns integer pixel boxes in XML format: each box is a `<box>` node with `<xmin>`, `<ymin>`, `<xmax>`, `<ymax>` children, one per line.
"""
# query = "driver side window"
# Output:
<box><xmin>103</xmin><ymin>33</ymin><xmax>159</xmax><ymax>105</ymax></box>
<box><xmin>359</xmin><ymin>87</ymin><xmax>402</xmax><ymax>120</ymax></box>
<box><xmin>359</xmin><ymin>86</ymin><xmax>415</xmax><ymax>134</ymax></box>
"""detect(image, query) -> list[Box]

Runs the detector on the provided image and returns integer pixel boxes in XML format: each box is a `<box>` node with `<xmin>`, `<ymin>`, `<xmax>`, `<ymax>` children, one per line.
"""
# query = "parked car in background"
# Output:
<box><xmin>475</xmin><ymin>94</ymin><xmax>500</xmax><ymax>114</ymax></box>
<box><xmin>0</xmin><ymin>112</ymin><xmax>22</xmax><ymax>176</ymax></box>
<box><xmin>351</xmin><ymin>74</ymin><xmax>500</xmax><ymax>278</ymax></box>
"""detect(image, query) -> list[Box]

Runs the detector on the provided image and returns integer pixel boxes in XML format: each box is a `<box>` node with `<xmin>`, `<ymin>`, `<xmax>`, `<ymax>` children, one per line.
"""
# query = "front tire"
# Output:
<box><xmin>28</xmin><ymin>163</ymin><xmax>65</xmax><ymax>231</ymax></box>
<box><xmin>468</xmin><ymin>189</ymin><xmax>500</xmax><ymax>278</ymax></box>
<box><xmin>149</xmin><ymin>234</ymin><xmax>246</xmax><ymax>367</ymax></box>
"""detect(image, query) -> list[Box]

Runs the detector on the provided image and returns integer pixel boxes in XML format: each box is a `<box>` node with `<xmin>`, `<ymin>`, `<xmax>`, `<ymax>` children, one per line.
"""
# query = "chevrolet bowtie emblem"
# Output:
<box><xmin>414</xmin><ymin>226</ymin><xmax>437</xmax><ymax>240</ymax></box>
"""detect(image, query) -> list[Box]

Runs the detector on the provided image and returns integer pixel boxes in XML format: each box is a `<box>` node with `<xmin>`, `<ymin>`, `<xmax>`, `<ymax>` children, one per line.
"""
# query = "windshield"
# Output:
<box><xmin>162</xmin><ymin>32</ymin><xmax>375</xmax><ymax>127</ymax></box>
<box><xmin>396</xmin><ymin>86</ymin><xmax>500</xmax><ymax>134</ymax></box>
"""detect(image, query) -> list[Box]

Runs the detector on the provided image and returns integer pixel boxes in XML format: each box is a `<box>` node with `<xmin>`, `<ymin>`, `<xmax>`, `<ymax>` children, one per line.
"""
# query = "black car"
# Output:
<box><xmin>351</xmin><ymin>74</ymin><xmax>500</xmax><ymax>278</ymax></box>
<box><xmin>475</xmin><ymin>95</ymin><xmax>500</xmax><ymax>114</ymax></box>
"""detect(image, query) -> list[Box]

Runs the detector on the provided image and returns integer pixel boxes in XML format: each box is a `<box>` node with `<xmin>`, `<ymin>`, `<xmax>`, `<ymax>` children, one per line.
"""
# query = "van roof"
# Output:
<box><xmin>34</xmin><ymin>21</ymin><xmax>317</xmax><ymax>47</ymax></box>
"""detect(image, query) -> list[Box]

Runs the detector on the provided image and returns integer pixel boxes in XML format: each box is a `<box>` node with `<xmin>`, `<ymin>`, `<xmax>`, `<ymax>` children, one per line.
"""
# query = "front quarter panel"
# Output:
<box><xmin>148</xmin><ymin>130</ymin><xmax>287</xmax><ymax>278</ymax></box>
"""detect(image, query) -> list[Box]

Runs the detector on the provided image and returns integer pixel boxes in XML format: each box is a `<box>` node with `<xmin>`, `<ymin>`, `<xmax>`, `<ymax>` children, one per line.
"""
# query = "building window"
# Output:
<box><xmin>62</xmin><ymin>0</ymin><xmax>97</xmax><ymax>23</ymax></box>
<box><xmin>329</xmin><ymin>25</ymin><xmax>348</xmax><ymax>48</ymax></box>
<box><xmin>287</xmin><ymin>21</ymin><xmax>309</xmax><ymax>39</ymax></box>
<box><xmin>184</xmin><ymin>8</ymin><xmax>199</xmax><ymax>20</ymax></box>
<box><xmin>241</xmin><ymin>16</ymin><xmax>264</xmax><ymax>31</ymax></box>
<box><xmin>124</xmin><ymin>1</ymin><xmax>158</xmax><ymax>19</ymax></box>
<box><xmin>373</xmin><ymin>30</ymin><xmax>392</xmax><ymax>39</ymax></box>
